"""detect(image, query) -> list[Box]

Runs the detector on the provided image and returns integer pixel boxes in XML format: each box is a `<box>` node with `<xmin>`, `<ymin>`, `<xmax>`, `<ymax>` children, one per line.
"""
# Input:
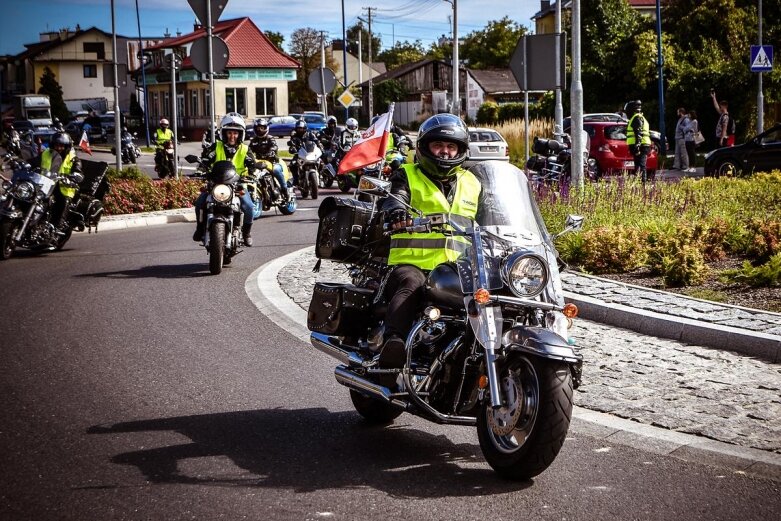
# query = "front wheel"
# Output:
<box><xmin>54</xmin><ymin>227</ymin><xmax>73</xmax><ymax>251</ymax></box>
<box><xmin>477</xmin><ymin>355</ymin><xmax>573</xmax><ymax>480</ymax></box>
<box><xmin>209</xmin><ymin>222</ymin><xmax>226</xmax><ymax>275</ymax></box>
<box><xmin>309</xmin><ymin>171</ymin><xmax>319</xmax><ymax>199</ymax></box>
<box><xmin>337</xmin><ymin>176</ymin><xmax>351</xmax><ymax>193</ymax></box>
<box><xmin>278</xmin><ymin>198</ymin><xmax>297</xmax><ymax>215</ymax></box>
<box><xmin>349</xmin><ymin>390</ymin><xmax>403</xmax><ymax>425</ymax></box>
<box><xmin>0</xmin><ymin>219</ymin><xmax>17</xmax><ymax>260</ymax></box>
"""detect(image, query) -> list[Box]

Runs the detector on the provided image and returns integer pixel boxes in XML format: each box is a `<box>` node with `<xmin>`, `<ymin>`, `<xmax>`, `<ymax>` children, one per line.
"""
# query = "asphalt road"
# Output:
<box><xmin>1</xmin><ymin>192</ymin><xmax>779</xmax><ymax>520</ymax></box>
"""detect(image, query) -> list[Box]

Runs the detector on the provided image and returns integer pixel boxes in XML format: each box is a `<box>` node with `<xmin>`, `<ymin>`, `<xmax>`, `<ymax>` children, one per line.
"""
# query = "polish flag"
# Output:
<box><xmin>337</xmin><ymin>104</ymin><xmax>394</xmax><ymax>174</ymax></box>
<box><xmin>79</xmin><ymin>130</ymin><xmax>92</xmax><ymax>155</ymax></box>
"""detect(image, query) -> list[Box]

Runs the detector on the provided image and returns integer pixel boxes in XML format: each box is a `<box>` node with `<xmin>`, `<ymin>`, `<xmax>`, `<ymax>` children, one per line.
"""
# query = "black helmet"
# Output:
<box><xmin>254</xmin><ymin>117</ymin><xmax>269</xmax><ymax>137</ymax></box>
<box><xmin>50</xmin><ymin>132</ymin><xmax>72</xmax><ymax>155</ymax></box>
<box><xmin>294</xmin><ymin>119</ymin><xmax>307</xmax><ymax>134</ymax></box>
<box><xmin>415</xmin><ymin>113</ymin><xmax>469</xmax><ymax>180</ymax></box>
<box><xmin>624</xmin><ymin>100</ymin><xmax>642</xmax><ymax>116</ymax></box>
<box><xmin>327</xmin><ymin>115</ymin><xmax>337</xmax><ymax>127</ymax></box>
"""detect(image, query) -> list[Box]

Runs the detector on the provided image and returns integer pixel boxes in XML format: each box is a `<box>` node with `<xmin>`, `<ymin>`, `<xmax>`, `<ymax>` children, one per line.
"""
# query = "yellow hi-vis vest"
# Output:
<box><xmin>155</xmin><ymin>128</ymin><xmax>173</xmax><ymax>147</ymax></box>
<box><xmin>215</xmin><ymin>141</ymin><xmax>249</xmax><ymax>177</ymax></box>
<box><xmin>41</xmin><ymin>149</ymin><xmax>77</xmax><ymax>198</ymax></box>
<box><xmin>626</xmin><ymin>114</ymin><xmax>651</xmax><ymax>146</ymax></box>
<box><xmin>388</xmin><ymin>163</ymin><xmax>481</xmax><ymax>271</ymax></box>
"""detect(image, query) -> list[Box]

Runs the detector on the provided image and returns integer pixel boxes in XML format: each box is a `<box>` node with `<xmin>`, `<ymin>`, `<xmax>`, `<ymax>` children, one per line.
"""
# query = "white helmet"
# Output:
<box><xmin>346</xmin><ymin>117</ymin><xmax>358</xmax><ymax>131</ymax></box>
<box><xmin>159</xmin><ymin>118</ymin><xmax>170</xmax><ymax>127</ymax></box>
<box><xmin>220</xmin><ymin>112</ymin><xmax>246</xmax><ymax>143</ymax></box>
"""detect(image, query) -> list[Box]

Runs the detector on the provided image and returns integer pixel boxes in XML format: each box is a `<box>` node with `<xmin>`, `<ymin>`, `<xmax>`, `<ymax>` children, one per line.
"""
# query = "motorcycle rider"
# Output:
<box><xmin>193</xmin><ymin>113</ymin><xmax>258</xmax><ymax>246</ymax></box>
<box><xmin>287</xmin><ymin>119</ymin><xmax>318</xmax><ymax>188</ymax></box>
<box><xmin>317</xmin><ymin>115</ymin><xmax>340</xmax><ymax>150</ymax></box>
<box><xmin>624</xmin><ymin>100</ymin><xmax>652</xmax><ymax>183</ymax></box>
<box><xmin>340</xmin><ymin>117</ymin><xmax>360</xmax><ymax>150</ymax></box>
<box><xmin>248</xmin><ymin>117</ymin><xmax>290</xmax><ymax>201</ymax></box>
<box><xmin>1</xmin><ymin>119</ymin><xmax>21</xmax><ymax>156</ymax></box>
<box><xmin>154</xmin><ymin>118</ymin><xmax>174</xmax><ymax>174</ymax></box>
<box><xmin>30</xmin><ymin>132</ymin><xmax>83</xmax><ymax>231</ymax></box>
<box><xmin>378</xmin><ymin>113</ymin><xmax>482</xmax><ymax>385</ymax></box>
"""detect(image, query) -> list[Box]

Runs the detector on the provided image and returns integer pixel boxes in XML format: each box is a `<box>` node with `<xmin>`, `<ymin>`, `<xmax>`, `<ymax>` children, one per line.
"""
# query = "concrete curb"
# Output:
<box><xmin>99</xmin><ymin>208</ymin><xmax>195</xmax><ymax>231</ymax></box>
<box><xmin>564</xmin><ymin>291</ymin><xmax>781</xmax><ymax>363</ymax></box>
<box><xmin>245</xmin><ymin>246</ymin><xmax>781</xmax><ymax>482</ymax></box>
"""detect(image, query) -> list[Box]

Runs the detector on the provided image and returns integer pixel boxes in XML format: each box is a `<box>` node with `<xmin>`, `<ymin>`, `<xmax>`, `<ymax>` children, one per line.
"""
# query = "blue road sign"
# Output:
<box><xmin>750</xmin><ymin>45</ymin><xmax>773</xmax><ymax>72</ymax></box>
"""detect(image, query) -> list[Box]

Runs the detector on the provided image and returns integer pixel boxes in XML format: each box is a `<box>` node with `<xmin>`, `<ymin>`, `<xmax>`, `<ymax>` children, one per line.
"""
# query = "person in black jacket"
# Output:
<box><xmin>249</xmin><ymin>117</ymin><xmax>289</xmax><ymax>201</ymax></box>
<box><xmin>286</xmin><ymin>119</ymin><xmax>319</xmax><ymax>187</ymax></box>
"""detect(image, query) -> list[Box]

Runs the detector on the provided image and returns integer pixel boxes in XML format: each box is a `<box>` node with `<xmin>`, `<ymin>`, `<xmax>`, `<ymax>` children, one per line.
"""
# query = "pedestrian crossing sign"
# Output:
<box><xmin>750</xmin><ymin>45</ymin><xmax>773</xmax><ymax>72</ymax></box>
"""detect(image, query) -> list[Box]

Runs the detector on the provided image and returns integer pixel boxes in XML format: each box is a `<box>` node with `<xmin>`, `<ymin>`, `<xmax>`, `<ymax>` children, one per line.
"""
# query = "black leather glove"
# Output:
<box><xmin>386</xmin><ymin>209</ymin><xmax>411</xmax><ymax>227</ymax></box>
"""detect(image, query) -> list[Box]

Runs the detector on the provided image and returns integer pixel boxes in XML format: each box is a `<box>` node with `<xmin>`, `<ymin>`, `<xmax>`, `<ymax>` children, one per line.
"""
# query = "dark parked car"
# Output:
<box><xmin>704</xmin><ymin>124</ymin><xmax>781</xmax><ymax>177</ymax></box>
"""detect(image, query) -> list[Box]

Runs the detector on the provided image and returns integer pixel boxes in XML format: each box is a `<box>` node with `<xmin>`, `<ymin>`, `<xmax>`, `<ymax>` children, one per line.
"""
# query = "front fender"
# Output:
<box><xmin>502</xmin><ymin>326</ymin><xmax>580</xmax><ymax>364</ymax></box>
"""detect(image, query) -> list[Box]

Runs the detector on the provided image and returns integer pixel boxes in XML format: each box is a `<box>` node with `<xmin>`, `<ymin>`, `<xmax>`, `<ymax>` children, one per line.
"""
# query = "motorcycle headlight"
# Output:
<box><xmin>12</xmin><ymin>181</ymin><xmax>35</xmax><ymax>201</ymax></box>
<box><xmin>501</xmin><ymin>251</ymin><xmax>549</xmax><ymax>298</ymax></box>
<box><xmin>211</xmin><ymin>183</ymin><xmax>233</xmax><ymax>203</ymax></box>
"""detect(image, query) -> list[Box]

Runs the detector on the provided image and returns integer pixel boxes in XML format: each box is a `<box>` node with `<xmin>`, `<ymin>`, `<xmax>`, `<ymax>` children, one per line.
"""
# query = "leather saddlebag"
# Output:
<box><xmin>307</xmin><ymin>282</ymin><xmax>374</xmax><ymax>335</ymax></box>
<box><xmin>315</xmin><ymin>196</ymin><xmax>375</xmax><ymax>262</ymax></box>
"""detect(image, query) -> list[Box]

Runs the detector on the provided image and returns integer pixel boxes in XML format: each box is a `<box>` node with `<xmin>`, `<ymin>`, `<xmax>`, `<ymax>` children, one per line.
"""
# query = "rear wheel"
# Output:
<box><xmin>0</xmin><ymin>220</ymin><xmax>16</xmax><ymax>260</ymax></box>
<box><xmin>349</xmin><ymin>390</ymin><xmax>403</xmax><ymax>425</ymax></box>
<box><xmin>477</xmin><ymin>355</ymin><xmax>573</xmax><ymax>480</ymax></box>
<box><xmin>278</xmin><ymin>198</ymin><xmax>297</xmax><ymax>215</ymax></box>
<box><xmin>209</xmin><ymin>222</ymin><xmax>226</xmax><ymax>275</ymax></box>
<box><xmin>309</xmin><ymin>171</ymin><xmax>319</xmax><ymax>199</ymax></box>
<box><xmin>323</xmin><ymin>177</ymin><xmax>334</xmax><ymax>188</ymax></box>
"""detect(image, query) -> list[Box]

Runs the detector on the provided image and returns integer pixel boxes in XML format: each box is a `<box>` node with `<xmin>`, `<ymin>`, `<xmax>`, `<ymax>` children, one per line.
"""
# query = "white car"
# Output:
<box><xmin>465</xmin><ymin>127</ymin><xmax>509</xmax><ymax>167</ymax></box>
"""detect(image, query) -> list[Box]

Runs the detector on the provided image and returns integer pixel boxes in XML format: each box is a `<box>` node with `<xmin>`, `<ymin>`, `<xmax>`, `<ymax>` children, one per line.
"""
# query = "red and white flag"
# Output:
<box><xmin>79</xmin><ymin>130</ymin><xmax>92</xmax><ymax>155</ymax></box>
<box><xmin>337</xmin><ymin>104</ymin><xmax>394</xmax><ymax>174</ymax></box>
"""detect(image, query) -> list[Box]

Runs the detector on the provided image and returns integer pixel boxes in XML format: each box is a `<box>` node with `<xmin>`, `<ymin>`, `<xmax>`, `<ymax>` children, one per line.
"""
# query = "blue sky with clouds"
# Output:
<box><xmin>0</xmin><ymin>0</ymin><xmax>539</xmax><ymax>56</ymax></box>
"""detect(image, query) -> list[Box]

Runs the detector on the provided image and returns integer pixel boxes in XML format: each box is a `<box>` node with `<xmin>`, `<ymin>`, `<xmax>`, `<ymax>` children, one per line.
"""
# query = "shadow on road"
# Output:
<box><xmin>87</xmin><ymin>407</ymin><xmax>531</xmax><ymax>496</ymax></box>
<box><xmin>75</xmin><ymin>263</ymin><xmax>212</xmax><ymax>278</ymax></box>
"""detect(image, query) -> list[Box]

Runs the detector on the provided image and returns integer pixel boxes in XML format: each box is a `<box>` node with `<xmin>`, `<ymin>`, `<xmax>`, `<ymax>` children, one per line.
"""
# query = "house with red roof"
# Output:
<box><xmin>142</xmin><ymin>17</ymin><xmax>299</xmax><ymax>138</ymax></box>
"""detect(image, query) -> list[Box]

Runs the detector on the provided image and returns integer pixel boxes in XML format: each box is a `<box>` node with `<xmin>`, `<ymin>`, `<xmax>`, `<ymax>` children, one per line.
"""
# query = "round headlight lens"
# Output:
<box><xmin>212</xmin><ymin>183</ymin><xmax>232</xmax><ymax>203</ymax></box>
<box><xmin>12</xmin><ymin>181</ymin><xmax>35</xmax><ymax>201</ymax></box>
<box><xmin>502</xmin><ymin>252</ymin><xmax>548</xmax><ymax>298</ymax></box>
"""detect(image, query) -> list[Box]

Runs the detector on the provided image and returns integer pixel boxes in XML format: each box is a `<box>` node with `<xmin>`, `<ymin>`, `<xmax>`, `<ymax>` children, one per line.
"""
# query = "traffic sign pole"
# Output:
<box><xmin>207</xmin><ymin>0</ymin><xmax>216</xmax><ymax>143</ymax></box>
<box><xmin>758</xmin><ymin>0</ymin><xmax>764</xmax><ymax>134</ymax></box>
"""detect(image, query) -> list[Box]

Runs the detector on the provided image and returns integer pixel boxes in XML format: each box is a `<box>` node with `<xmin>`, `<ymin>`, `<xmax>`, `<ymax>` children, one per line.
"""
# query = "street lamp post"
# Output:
<box><xmin>757</xmin><ymin>0</ymin><xmax>764</xmax><ymax>134</ymax></box>
<box><xmin>655</xmin><ymin>0</ymin><xmax>667</xmax><ymax>157</ymax></box>
<box><xmin>443</xmin><ymin>0</ymin><xmax>459</xmax><ymax>116</ymax></box>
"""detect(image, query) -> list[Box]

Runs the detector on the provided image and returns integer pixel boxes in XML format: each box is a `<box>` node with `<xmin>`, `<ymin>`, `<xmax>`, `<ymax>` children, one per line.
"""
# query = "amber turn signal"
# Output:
<box><xmin>563</xmin><ymin>303</ymin><xmax>578</xmax><ymax>318</ymax></box>
<box><xmin>478</xmin><ymin>375</ymin><xmax>488</xmax><ymax>389</ymax></box>
<box><xmin>474</xmin><ymin>288</ymin><xmax>491</xmax><ymax>304</ymax></box>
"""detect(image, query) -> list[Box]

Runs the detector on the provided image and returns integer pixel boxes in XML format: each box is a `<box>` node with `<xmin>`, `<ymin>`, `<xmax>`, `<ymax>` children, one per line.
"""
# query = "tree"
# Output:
<box><xmin>346</xmin><ymin>23</ymin><xmax>381</xmax><ymax>63</ymax></box>
<box><xmin>265</xmin><ymin>30</ymin><xmax>284</xmax><ymax>50</ymax></box>
<box><xmin>373</xmin><ymin>79</ymin><xmax>408</xmax><ymax>113</ymax></box>
<box><xmin>287</xmin><ymin>28</ymin><xmax>341</xmax><ymax>111</ymax></box>
<box><xmin>460</xmin><ymin>17</ymin><xmax>527</xmax><ymax>69</ymax></box>
<box><xmin>37</xmin><ymin>66</ymin><xmax>69</xmax><ymax>122</ymax></box>
<box><xmin>377</xmin><ymin>40</ymin><xmax>425</xmax><ymax>71</ymax></box>
<box><xmin>425</xmin><ymin>37</ymin><xmax>452</xmax><ymax>62</ymax></box>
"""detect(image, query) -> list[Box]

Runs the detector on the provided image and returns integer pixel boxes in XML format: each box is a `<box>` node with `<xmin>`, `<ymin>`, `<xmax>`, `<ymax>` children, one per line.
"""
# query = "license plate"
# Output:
<box><xmin>480</xmin><ymin>146</ymin><xmax>498</xmax><ymax>152</ymax></box>
<box><xmin>623</xmin><ymin>160</ymin><xmax>635</xmax><ymax>168</ymax></box>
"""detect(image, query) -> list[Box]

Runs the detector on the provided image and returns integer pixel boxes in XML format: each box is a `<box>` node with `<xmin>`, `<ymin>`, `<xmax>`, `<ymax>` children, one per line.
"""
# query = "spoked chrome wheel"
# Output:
<box><xmin>485</xmin><ymin>357</ymin><xmax>539</xmax><ymax>453</ymax></box>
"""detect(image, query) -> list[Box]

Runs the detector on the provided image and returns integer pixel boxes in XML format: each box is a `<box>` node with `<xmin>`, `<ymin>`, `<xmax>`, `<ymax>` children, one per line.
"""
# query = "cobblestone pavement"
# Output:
<box><xmin>279</xmin><ymin>249</ymin><xmax>781</xmax><ymax>454</ymax></box>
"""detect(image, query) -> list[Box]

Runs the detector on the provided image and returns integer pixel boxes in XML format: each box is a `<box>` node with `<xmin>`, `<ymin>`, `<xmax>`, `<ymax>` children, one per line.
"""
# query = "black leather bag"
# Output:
<box><xmin>307</xmin><ymin>282</ymin><xmax>374</xmax><ymax>335</ymax></box>
<box><xmin>315</xmin><ymin>196</ymin><xmax>375</xmax><ymax>262</ymax></box>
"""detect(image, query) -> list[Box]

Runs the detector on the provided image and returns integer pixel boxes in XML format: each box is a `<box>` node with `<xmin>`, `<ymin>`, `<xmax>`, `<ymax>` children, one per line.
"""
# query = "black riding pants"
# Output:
<box><xmin>383</xmin><ymin>264</ymin><xmax>427</xmax><ymax>340</ymax></box>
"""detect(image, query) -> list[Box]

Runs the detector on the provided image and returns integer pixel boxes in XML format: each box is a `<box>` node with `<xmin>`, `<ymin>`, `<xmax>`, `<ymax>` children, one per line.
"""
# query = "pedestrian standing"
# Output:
<box><xmin>672</xmin><ymin>107</ymin><xmax>690</xmax><ymax>170</ymax></box>
<box><xmin>684</xmin><ymin>110</ymin><xmax>699</xmax><ymax>171</ymax></box>
<box><xmin>711</xmin><ymin>89</ymin><xmax>735</xmax><ymax>148</ymax></box>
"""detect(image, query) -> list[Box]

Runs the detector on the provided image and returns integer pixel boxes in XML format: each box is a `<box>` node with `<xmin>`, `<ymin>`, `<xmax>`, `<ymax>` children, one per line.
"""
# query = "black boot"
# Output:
<box><xmin>242</xmin><ymin>223</ymin><xmax>253</xmax><ymax>247</ymax></box>
<box><xmin>192</xmin><ymin>222</ymin><xmax>204</xmax><ymax>242</ymax></box>
<box><xmin>378</xmin><ymin>335</ymin><xmax>405</xmax><ymax>388</ymax></box>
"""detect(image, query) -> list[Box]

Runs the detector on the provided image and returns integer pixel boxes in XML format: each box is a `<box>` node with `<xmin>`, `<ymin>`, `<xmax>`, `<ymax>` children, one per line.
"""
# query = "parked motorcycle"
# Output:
<box><xmin>111</xmin><ymin>132</ymin><xmax>141</xmax><ymax>164</ymax></box>
<box><xmin>185</xmin><ymin>154</ymin><xmax>244</xmax><ymax>275</ymax></box>
<box><xmin>254</xmin><ymin>159</ymin><xmax>297</xmax><ymax>216</ymax></box>
<box><xmin>292</xmin><ymin>140</ymin><xmax>322</xmax><ymax>200</ymax></box>
<box><xmin>308</xmin><ymin>160</ymin><xmax>584</xmax><ymax>480</ymax></box>
<box><xmin>525</xmin><ymin>133</ymin><xmax>596</xmax><ymax>185</ymax></box>
<box><xmin>0</xmin><ymin>155</ymin><xmax>108</xmax><ymax>259</ymax></box>
<box><xmin>156</xmin><ymin>139</ymin><xmax>177</xmax><ymax>179</ymax></box>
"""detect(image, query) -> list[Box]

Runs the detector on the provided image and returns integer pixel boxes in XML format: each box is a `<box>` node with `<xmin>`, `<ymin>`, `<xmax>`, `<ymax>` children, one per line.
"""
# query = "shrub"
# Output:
<box><xmin>103</xmin><ymin>177</ymin><xmax>200</xmax><ymax>215</ymax></box>
<box><xmin>106</xmin><ymin>165</ymin><xmax>147</xmax><ymax>182</ymax></box>
<box><xmin>745</xmin><ymin>218</ymin><xmax>781</xmax><ymax>261</ymax></box>
<box><xmin>659</xmin><ymin>243</ymin><xmax>709</xmax><ymax>287</ymax></box>
<box><xmin>476</xmin><ymin>102</ymin><xmax>499</xmax><ymax>125</ymax></box>
<box><xmin>646</xmin><ymin>224</ymin><xmax>710</xmax><ymax>286</ymax></box>
<box><xmin>579</xmin><ymin>225</ymin><xmax>647</xmax><ymax>273</ymax></box>
<box><xmin>720</xmin><ymin>253</ymin><xmax>781</xmax><ymax>287</ymax></box>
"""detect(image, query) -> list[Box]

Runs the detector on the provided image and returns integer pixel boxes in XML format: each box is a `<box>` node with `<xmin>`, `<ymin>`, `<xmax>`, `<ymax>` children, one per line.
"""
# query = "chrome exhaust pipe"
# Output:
<box><xmin>334</xmin><ymin>366</ymin><xmax>409</xmax><ymax>414</ymax></box>
<box><xmin>310</xmin><ymin>332</ymin><xmax>365</xmax><ymax>366</ymax></box>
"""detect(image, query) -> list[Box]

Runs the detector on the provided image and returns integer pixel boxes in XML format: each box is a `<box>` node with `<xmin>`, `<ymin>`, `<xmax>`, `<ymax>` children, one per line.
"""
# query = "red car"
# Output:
<box><xmin>584</xmin><ymin>121</ymin><xmax>659</xmax><ymax>177</ymax></box>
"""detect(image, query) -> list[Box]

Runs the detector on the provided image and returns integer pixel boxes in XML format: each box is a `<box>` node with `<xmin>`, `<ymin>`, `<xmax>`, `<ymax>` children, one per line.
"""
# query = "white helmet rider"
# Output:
<box><xmin>220</xmin><ymin>112</ymin><xmax>246</xmax><ymax>144</ymax></box>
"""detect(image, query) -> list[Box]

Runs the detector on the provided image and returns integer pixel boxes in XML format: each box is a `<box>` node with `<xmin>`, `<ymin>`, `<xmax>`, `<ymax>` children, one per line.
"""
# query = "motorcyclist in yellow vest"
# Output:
<box><xmin>625</xmin><ymin>100</ymin><xmax>652</xmax><ymax>182</ymax></box>
<box><xmin>378</xmin><ymin>113</ymin><xmax>482</xmax><ymax>383</ymax></box>
<box><xmin>31</xmin><ymin>132</ymin><xmax>83</xmax><ymax>230</ymax></box>
<box><xmin>154</xmin><ymin>118</ymin><xmax>174</xmax><ymax>173</ymax></box>
<box><xmin>192</xmin><ymin>113</ymin><xmax>258</xmax><ymax>246</ymax></box>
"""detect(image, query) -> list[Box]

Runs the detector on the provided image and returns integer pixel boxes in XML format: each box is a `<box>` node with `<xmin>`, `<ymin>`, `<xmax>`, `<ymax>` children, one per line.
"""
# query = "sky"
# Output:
<box><xmin>0</xmin><ymin>0</ymin><xmax>540</xmax><ymax>56</ymax></box>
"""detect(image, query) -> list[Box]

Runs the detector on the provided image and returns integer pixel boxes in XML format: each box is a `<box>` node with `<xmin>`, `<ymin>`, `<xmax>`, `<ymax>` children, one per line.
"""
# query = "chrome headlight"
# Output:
<box><xmin>211</xmin><ymin>183</ymin><xmax>233</xmax><ymax>203</ymax></box>
<box><xmin>12</xmin><ymin>181</ymin><xmax>35</xmax><ymax>201</ymax></box>
<box><xmin>501</xmin><ymin>251</ymin><xmax>549</xmax><ymax>298</ymax></box>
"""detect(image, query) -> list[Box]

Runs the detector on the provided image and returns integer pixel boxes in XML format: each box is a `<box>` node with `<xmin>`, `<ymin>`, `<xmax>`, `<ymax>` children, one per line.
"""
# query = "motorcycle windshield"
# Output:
<box><xmin>12</xmin><ymin>168</ymin><xmax>57</xmax><ymax>197</ymax></box>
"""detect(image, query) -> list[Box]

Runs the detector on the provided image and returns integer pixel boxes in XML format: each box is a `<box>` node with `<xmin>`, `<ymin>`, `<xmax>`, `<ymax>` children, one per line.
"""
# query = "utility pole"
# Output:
<box><xmin>655</xmin><ymin>0</ymin><xmax>667</xmax><ymax>157</ymax></box>
<box><xmin>170</xmin><ymin>52</ymin><xmax>180</xmax><ymax>178</ymax></box>
<box><xmin>111</xmin><ymin>0</ymin><xmax>122</xmax><ymax>173</ymax></box>
<box><xmin>452</xmin><ymin>0</ymin><xmax>459</xmax><ymax>116</ymax></box>
<box><xmin>757</xmin><ymin>0</ymin><xmax>764</xmax><ymax>134</ymax></box>
<box><xmin>554</xmin><ymin>0</ymin><xmax>563</xmax><ymax>136</ymax></box>
<box><xmin>364</xmin><ymin>7</ymin><xmax>375</xmax><ymax>119</ymax></box>
<box><xmin>570</xmin><ymin>0</ymin><xmax>584</xmax><ymax>188</ymax></box>
<box><xmin>135</xmin><ymin>0</ymin><xmax>151</xmax><ymax>147</ymax></box>
<box><xmin>319</xmin><ymin>30</ymin><xmax>328</xmax><ymax>117</ymax></box>
<box><xmin>357</xmin><ymin>31</ymin><xmax>363</xmax><ymax>87</ymax></box>
<box><xmin>341</xmin><ymin>0</ymin><xmax>348</xmax><ymax>121</ymax></box>
<box><xmin>207</xmin><ymin>0</ymin><xmax>216</xmax><ymax>143</ymax></box>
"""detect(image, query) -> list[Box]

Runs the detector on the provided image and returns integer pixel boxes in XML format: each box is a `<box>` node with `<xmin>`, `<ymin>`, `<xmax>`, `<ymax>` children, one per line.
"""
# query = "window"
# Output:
<box><xmin>83</xmin><ymin>42</ymin><xmax>105</xmax><ymax>60</ymax></box>
<box><xmin>203</xmin><ymin>89</ymin><xmax>211</xmax><ymax>115</ymax></box>
<box><xmin>163</xmin><ymin>91</ymin><xmax>170</xmax><ymax>116</ymax></box>
<box><xmin>255</xmin><ymin>87</ymin><xmax>276</xmax><ymax>116</ymax></box>
<box><xmin>190</xmin><ymin>90</ymin><xmax>199</xmax><ymax>116</ymax></box>
<box><xmin>83</xmin><ymin>64</ymin><xmax>97</xmax><ymax>78</ymax></box>
<box><xmin>605</xmin><ymin>125</ymin><xmax>628</xmax><ymax>140</ymax></box>
<box><xmin>152</xmin><ymin>92</ymin><xmax>159</xmax><ymax>118</ymax></box>
<box><xmin>225</xmin><ymin>87</ymin><xmax>246</xmax><ymax>115</ymax></box>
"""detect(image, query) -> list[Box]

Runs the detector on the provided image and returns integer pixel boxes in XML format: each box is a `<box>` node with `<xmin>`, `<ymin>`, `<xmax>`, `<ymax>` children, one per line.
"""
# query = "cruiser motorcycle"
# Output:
<box><xmin>0</xmin><ymin>155</ymin><xmax>108</xmax><ymax>259</ymax></box>
<box><xmin>308</xmin><ymin>161</ymin><xmax>584</xmax><ymax>480</ymax></box>
<box><xmin>186</xmin><ymin>155</ymin><xmax>244</xmax><ymax>275</ymax></box>
<box><xmin>111</xmin><ymin>132</ymin><xmax>141</xmax><ymax>164</ymax></box>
